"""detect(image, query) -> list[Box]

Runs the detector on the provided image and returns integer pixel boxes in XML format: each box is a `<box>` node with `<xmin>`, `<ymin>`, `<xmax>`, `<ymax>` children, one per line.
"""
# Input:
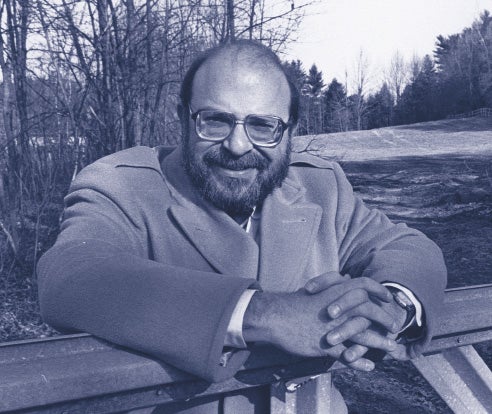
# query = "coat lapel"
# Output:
<box><xmin>162</xmin><ymin>147</ymin><xmax>259</xmax><ymax>279</ymax></box>
<box><xmin>258</xmin><ymin>177</ymin><xmax>322</xmax><ymax>292</ymax></box>
<box><xmin>169</xmin><ymin>204</ymin><xmax>259</xmax><ymax>279</ymax></box>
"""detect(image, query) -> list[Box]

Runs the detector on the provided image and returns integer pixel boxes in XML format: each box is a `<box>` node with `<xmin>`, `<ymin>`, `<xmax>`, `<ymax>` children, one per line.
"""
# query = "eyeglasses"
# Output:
<box><xmin>189</xmin><ymin>107</ymin><xmax>289</xmax><ymax>147</ymax></box>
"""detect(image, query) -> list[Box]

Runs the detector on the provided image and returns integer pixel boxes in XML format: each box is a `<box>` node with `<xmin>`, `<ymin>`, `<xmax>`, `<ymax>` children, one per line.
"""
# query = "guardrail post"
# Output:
<box><xmin>412</xmin><ymin>345</ymin><xmax>492</xmax><ymax>413</ymax></box>
<box><xmin>270</xmin><ymin>373</ymin><xmax>339</xmax><ymax>413</ymax></box>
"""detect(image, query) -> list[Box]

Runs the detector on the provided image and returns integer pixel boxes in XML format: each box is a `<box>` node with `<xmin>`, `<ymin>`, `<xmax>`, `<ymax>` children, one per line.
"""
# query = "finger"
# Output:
<box><xmin>304</xmin><ymin>271</ymin><xmax>348</xmax><ymax>294</ymax></box>
<box><xmin>349</xmin><ymin>277</ymin><xmax>393</xmax><ymax>302</ymax></box>
<box><xmin>343</xmin><ymin>344</ymin><xmax>369</xmax><ymax>363</ymax></box>
<box><xmin>348</xmin><ymin>357</ymin><xmax>375</xmax><ymax>371</ymax></box>
<box><xmin>326</xmin><ymin>288</ymin><xmax>370</xmax><ymax>318</ymax></box>
<box><xmin>335</xmin><ymin>355</ymin><xmax>375</xmax><ymax>371</ymax></box>
<box><xmin>324</xmin><ymin>313</ymin><xmax>350</xmax><ymax>331</ymax></box>
<box><xmin>345</xmin><ymin>302</ymin><xmax>400</xmax><ymax>333</ymax></box>
<box><xmin>325</xmin><ymin>343</ymin><xmax>375</xmax><ymax>372</ymax></box>
<box><xmin>325</xmin><ymin>316</ymin><xmax>371</xmax><ymax>346</ymax></box>
<box><xmin>388</xmin><ymin>344</ymin><xmax>411</xmax><ymax>361</ymax></box>
<box><xmin>351</xmin><ymin>330</ymin><xmax>398</xmax><ymax>353</ymax></box>
<box><xmin>319</xmin><ymin>278</ymin><xmax>392</xmax><ymax>306</ymax></box>
<box><xmin>324</xmin><ymin>343</ymin><xmax>346</xmax><ymax>357</ymax></box>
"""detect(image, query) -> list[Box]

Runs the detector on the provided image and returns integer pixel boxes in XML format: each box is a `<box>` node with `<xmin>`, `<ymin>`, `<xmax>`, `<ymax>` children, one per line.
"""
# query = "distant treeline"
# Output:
<box><xmin>285</xmin><ymin>10</ymin><xmax>492</xmax><ymax>135</ymax></box>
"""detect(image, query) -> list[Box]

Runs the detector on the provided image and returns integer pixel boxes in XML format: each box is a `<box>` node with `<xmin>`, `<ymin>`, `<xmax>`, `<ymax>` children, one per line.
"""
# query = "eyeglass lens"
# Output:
<box><xmin>196</xmin><ymin>110</ymin><xmax>284</xmax><ymax>145</ymax></box>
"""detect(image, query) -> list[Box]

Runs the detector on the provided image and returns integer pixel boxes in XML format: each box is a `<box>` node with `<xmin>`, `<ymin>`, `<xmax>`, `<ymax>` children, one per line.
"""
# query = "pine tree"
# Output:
<box><xmin>396</xmin><ymin>55</ymin><xmax>439</xmax><ymax>123</ymax></box>
<box><xmin>306</xmin><ymin>64</ymin><xmax>324</xmax><ymax>97</ymax></box>
<box><xmin>366</xmin><ymin>83</ymin><xmax>394</xmax><ymax>129</ymax></box>
<box><xmin>323</xmin><ymin>78</ymin><xmax>349</xmax><ymax>132</ymax></box>
<box><xmin>303</xmin><ymin>64</ymin><xmax>325</xmax><ymax>134</ymax></box>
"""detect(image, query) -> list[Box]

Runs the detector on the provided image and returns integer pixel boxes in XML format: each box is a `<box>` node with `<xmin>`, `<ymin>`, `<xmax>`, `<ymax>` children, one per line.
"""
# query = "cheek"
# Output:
<box><xmin>190</xmin><ymin>140</ymin><xmax>223</xmax><ymax>168</ymax></box>
<box><xmin>259</xmin><ymin>141</ymin><xmax>289</xmax><ymax>163</ymax></box>
<box><xmin>194</xmin><ymin>141</ymin><xmax>217</xmax><ymax>157</ymax></box>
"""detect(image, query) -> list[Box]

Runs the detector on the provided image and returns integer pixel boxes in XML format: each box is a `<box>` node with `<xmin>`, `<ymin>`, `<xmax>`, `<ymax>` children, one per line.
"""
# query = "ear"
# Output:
<box><xmin>288</xmin><ymin>122</ymin><xmax>298</xmax><ymax>138</ymax></box>
<box><xmin>177</xmin><ymin>103</ymin><xmax>185</xmax><ymax>123</ymax></box>
<box><xmin>177</xmin><ymin>103</ymin><xmax>189</xmax><ymax>137</ymax></box>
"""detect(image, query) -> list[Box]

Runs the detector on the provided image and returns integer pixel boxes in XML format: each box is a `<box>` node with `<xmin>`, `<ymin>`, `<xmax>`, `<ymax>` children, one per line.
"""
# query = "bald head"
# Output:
<box><xmin>180</xmin><ymin>40</ymin><xmax>299</xmax><ymax>126</ymax></box>
<box><xmin>191</xmin><ymin>48</ymin><xmax>291</xmax><ymax>120</ymax></box>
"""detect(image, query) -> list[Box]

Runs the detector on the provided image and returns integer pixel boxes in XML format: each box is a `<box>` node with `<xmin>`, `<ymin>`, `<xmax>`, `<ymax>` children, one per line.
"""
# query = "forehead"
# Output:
<box><xmin>190</xmin><ymin>52</ymin><xmax>291</xmax><ymax>120</ymax></box>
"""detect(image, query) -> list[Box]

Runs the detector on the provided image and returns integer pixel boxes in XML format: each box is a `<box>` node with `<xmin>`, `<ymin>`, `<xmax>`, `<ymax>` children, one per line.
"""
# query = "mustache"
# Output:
<box><xmin>203</xmin><ymin>147</ymin><xmax>269</xmax><ymax>171</ymax></box>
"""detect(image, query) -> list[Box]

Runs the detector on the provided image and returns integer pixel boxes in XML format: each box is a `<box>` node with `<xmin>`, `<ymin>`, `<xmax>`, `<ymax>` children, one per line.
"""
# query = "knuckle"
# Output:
<box><xmin>353</xmin><ymin>303</ymin><xmax>371</xmax><ymax>318</ymax></box>
<box><xmin>351</xmin><ymin>316</ymin><xmax>369</xmax><ymax>330</ymax></box>
<box><xmin>359</xmin><ymin>316</ymin><xmax>371</xmax><ymax>329</ymax></box>
<box><xmin>354</xmin><ymin>288</ymin><xmax>368</xmax><ymax>302</ymax></box>
<box><xmin>354</xmin><ymin>330</ymin><xmax>370</xmax><ymax>343</ymax></box>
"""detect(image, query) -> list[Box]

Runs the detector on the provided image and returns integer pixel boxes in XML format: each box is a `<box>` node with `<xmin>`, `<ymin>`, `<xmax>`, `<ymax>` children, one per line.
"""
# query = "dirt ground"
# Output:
<box><xmin>333</xmin><ymin>153</ymin><xmax>492</xmax><ymax>413</ymax></box>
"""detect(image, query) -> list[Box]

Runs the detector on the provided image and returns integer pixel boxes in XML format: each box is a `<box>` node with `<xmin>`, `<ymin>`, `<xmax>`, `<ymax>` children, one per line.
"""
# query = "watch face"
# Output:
<box><xmin>393</xmin><ymin>290</ymin><xmax>416</xmax><ymax>314</ymax></box>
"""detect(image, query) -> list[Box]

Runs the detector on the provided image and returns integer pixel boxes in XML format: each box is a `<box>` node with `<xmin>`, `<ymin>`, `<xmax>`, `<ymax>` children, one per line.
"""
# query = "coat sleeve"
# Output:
<box><xmin>37</xmin><ymin>163</ymin><xmax>256</xmax><ymax>383</ymax></box>
<box><xmin>332</xmin><ymin>163</ymin><xmax>447</xmax><ymax>357</ymax></box>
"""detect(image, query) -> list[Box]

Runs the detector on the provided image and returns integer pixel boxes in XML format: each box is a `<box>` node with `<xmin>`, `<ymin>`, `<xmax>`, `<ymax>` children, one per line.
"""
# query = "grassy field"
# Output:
<box><xmin>293</xmin><ymin>117</ymin><xmax>492</xmax><ymax>161</ymax></box>
<box><xmin>293</xmin><ymin>117</ymin><xmax>492</xmax><ymax>413</ymax></box>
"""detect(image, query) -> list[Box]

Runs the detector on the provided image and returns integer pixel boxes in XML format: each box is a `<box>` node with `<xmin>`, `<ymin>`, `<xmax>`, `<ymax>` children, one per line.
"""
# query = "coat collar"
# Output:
<box><xmin>160</xmin><ymin>146</ymin><xmax>322</xmax><ymax>288</ymax></box>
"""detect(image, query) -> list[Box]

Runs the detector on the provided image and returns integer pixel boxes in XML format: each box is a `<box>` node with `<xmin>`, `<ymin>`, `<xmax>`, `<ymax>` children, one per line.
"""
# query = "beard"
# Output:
<box><xmin>183</xmin><ymin>136</ymin><xmax>291</xmax><ymax>216</ymax></box>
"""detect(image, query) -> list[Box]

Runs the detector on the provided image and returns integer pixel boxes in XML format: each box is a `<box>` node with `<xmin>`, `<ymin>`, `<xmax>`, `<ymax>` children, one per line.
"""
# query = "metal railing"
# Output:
<box><xmin>447</xmin><ymin>107</ymin><xmax>492</xmax><ymax>119</ymax></box>
<box><xmin>1</xmin><ymin>285</ymin><xmax>492</xmax><ymax>413</ymax></box>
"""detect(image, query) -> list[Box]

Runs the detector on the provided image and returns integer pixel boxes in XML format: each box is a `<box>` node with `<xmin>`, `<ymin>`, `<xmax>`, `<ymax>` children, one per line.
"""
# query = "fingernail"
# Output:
<box><xmin>387</xmin><ymin>340</ymin><xmax>397</xmax><ymax>350</ymax></box>
<box><xmin>326</xmin><ymin>333</ymin><xmax>340</xmax><ymax>345</ymax></box>
<box><xmin>328</xmin><ymin>305</ymin><xmax>341</xmax><ymax>317</ymax></box>
<box><xmin>305</xmin><ymin>282</ymin><xmax>315</xmax><ymax>292</ymax></box>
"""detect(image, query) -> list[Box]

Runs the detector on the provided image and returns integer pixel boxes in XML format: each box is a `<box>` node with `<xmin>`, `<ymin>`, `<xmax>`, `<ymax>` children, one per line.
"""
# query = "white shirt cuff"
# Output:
<box><xmin>383</xmin><ymin>282</ymin><xmax>423</xmax><ymax>329</ymax></box>
<box><xmin>224</xmin><ymin>289</ymin><xmax>257</xmax><ymax>348</ymax></box>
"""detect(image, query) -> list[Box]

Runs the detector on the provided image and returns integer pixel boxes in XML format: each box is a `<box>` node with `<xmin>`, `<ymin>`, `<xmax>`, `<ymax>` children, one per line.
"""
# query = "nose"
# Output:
<box><xmin>221</xmin><ymin>122</ymin><xmax>254</xmax><ymax>157</ymax></box>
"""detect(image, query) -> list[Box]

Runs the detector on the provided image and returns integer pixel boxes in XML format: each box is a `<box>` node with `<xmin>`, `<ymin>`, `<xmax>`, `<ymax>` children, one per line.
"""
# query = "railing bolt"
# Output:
<box><xmin>457</xmin><ymin>337</ymin><xmax>462</xmax><ymax>343</ymax></box>
<box><xmin>156</xmin><ymin>389</ymin><xmax>164</xmax><ymax>396</ymax></box>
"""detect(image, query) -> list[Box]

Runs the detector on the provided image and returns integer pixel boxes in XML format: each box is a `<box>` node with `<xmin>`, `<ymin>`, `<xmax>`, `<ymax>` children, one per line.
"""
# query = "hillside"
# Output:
<box><xmin>293</xmin><ymin>117</ymin><xmax>492</xmax><ymax>161</ymax></box>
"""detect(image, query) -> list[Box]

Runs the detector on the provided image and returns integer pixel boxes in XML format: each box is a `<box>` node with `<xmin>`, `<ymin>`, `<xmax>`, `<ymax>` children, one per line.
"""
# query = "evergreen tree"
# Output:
<box><xmin>306</xmin><ymin>64</ymin><xmax>324</xmax><ymax>97</ymax></box>
<box><xmin>366</xmin><ymin>83</ymin><xmax>394</xmax><ymax>129</ymax></box>
<box><xmin>433</xmin><ymin>10</ymin><xmax>492</xmax><ymax>114</ymax></box>
<box><xmin>396</xmin><ymin>55</ymin><xmax>439</xmax><ymax>124</ymax></box>
<box><xmin>304</xmin><ymin>64</ymin><xmax>325</xmax><ymax>134</ymax></box>
<box><xmin>283</xmin><ymin>59</ymin><xmax>307</xmax><ymax>94</ymax></box>
<box><xmin>323</xmin><ymin>78</ymin><xmax>349</xmax><ymax>132</ymax></box>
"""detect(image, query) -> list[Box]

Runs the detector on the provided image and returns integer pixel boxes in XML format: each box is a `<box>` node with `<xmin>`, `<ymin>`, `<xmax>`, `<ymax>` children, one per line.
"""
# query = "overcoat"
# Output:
<box><xmin>37</xmin><ymin>145</ymin><xmax>447</xmax><ymax>413</ymax></box>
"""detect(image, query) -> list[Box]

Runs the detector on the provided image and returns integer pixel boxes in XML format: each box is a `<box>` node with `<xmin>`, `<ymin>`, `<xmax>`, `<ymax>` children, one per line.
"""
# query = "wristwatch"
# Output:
<box><xmin>389</xmin><ymin>288</ymin><xmax>416</xmax><ymax>330</ymax></box>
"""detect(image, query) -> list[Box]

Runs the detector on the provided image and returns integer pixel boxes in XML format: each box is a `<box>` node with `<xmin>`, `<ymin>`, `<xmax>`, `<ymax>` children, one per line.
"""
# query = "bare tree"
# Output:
<box><xmin>385</xmin><ymin>50</ymin><xmax>407</xmax><ymax>103</ymax></box>
<box><xmin>0</xmin><ymin>0</ymin><xmax>31</xmax><ymax>256</ymax></box>
<box><xmin>351</xmin><ymin>48</ymin><xmax>370</xmax><ymax>130</ymax></box>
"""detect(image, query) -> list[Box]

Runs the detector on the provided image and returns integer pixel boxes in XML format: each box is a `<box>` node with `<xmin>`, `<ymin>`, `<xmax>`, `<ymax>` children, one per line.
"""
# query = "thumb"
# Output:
<box><xmin>388</xmin><ymin>343</ymin><xmax>411</xmax><ymax>361</ymax></box>
<box><xmin>304</xmin><ymin>271</ymin><xmax>348</xmax><ymax>294</ymax></box>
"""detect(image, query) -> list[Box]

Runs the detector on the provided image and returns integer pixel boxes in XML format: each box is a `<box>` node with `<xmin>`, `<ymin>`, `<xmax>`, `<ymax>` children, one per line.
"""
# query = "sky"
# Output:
<box><xmin>284</xmin><ymin>0</ymin><xmax>492</xmax><ymax>92</ymax></box>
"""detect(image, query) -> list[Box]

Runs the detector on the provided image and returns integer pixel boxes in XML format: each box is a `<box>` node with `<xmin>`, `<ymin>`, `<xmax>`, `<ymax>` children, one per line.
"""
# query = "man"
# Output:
<box><xmin>37</xmin><ymin>40</ymin><xmax>447</xmax><ymax>413</ymax></box>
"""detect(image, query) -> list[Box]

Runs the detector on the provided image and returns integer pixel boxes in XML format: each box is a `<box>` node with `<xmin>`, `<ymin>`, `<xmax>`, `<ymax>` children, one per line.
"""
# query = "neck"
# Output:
<box><xmin>228</xmin><ymin>209</ymin><xmax>253</xmax><ymax>225</ymax></box>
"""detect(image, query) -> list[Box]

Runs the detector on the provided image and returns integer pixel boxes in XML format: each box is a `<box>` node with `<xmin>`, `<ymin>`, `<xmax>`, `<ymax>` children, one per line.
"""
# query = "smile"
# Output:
<box><xmin>213</xmin><ymin>165</ymin><xmax>258</xmax><ymax>179</ymax></box>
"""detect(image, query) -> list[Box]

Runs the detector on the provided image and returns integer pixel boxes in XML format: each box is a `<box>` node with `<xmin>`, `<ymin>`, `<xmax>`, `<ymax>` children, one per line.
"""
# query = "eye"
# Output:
<box><xmin>201</xmin><ymin>111</ymin><xmax>232</xmax><ymax>125</ymax></box>
<box><xmin>247</xmin><ymin>116</ymin><xmax>278</xmax><ymax>131</ymax></box>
